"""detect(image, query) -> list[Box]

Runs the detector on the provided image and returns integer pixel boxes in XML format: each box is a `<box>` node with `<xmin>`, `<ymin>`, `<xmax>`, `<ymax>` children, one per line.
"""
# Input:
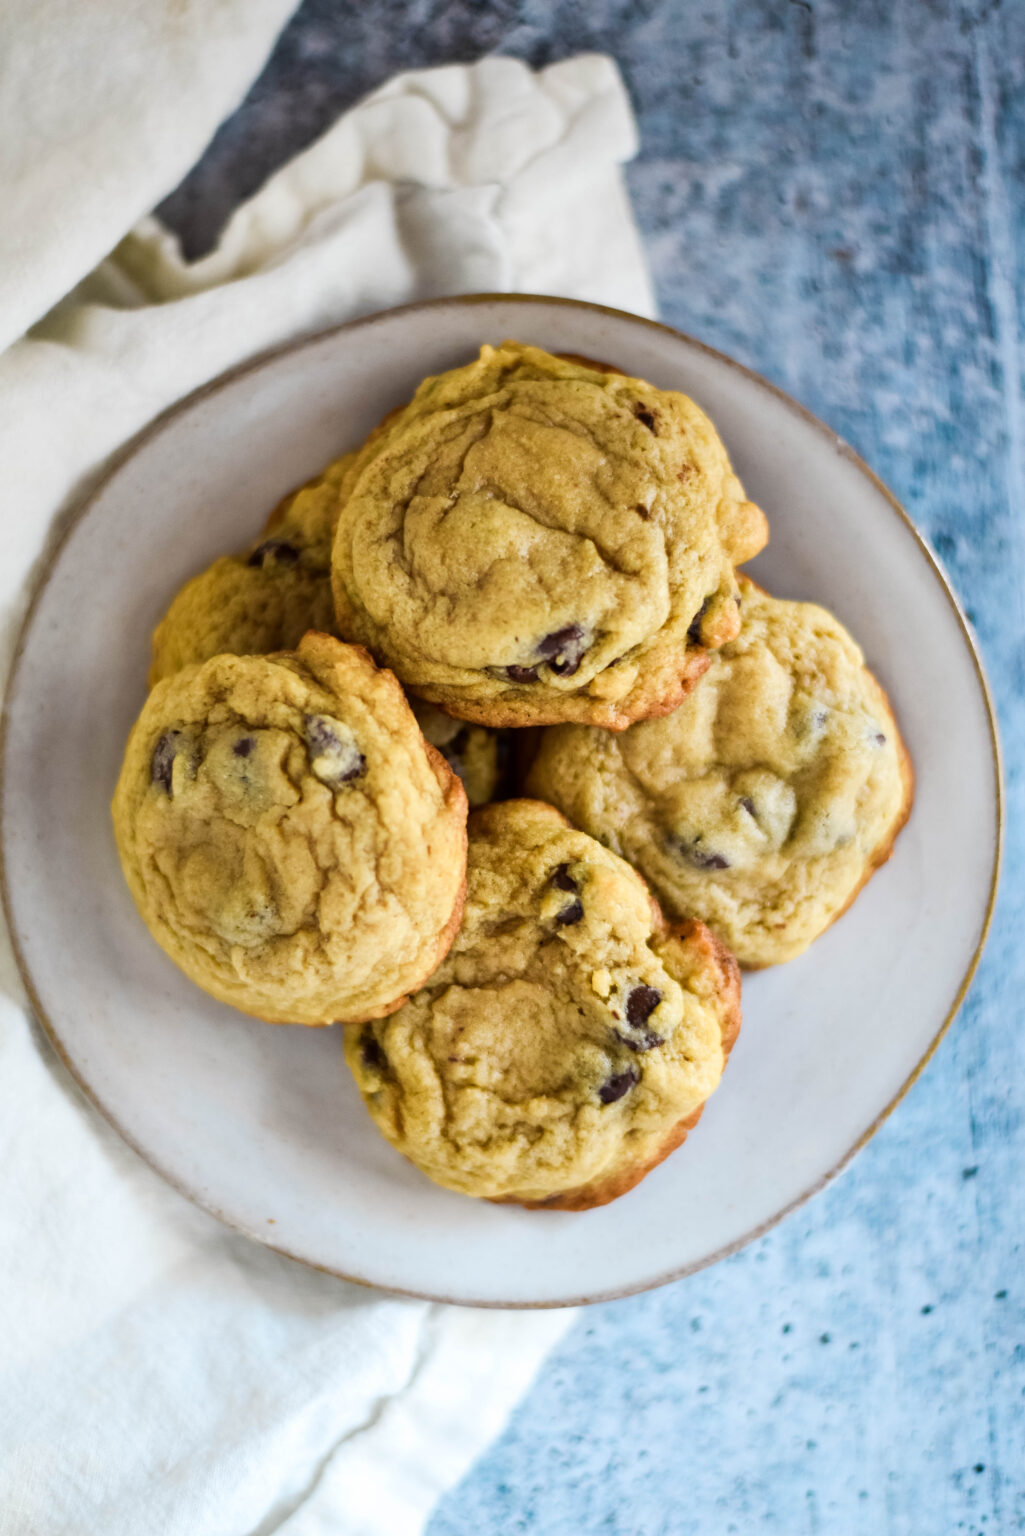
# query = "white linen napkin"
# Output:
<box><xmin>0</xmin><ymin>23</ymin><xmax>655</xmax><ymax>1536</ymax></box>
<box><xmin>0</xmin><ymin>0</ymin><xmax>300</xmax><ymax>356</ymax></box>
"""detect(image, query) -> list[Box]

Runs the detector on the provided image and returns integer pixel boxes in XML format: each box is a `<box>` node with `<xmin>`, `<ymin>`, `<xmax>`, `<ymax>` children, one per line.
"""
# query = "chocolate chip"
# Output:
<box><xmin>599</xmin><ymin>1066</ymin><xmax>640</xmax><ymax>1104</ymax></box>
<box><xmin>247</xmin><ymin>539</ymin><xmax>299</xmax><ymax>568</ymax></box>
<box><xmin>549</xmin><ymin>863</ymin><xmax>583</xmax><ymax>924</ymax></box>
<box><xmin>233</xmin><ymin>736</ymin><xmax>256</xmax><ymax>758</ymax></box>
<box><xmin>617</xmin><ymin>986</ymin><xmax>664</xmax><ymax>1050</ymax></box>
<box><xmin>634</xmin><ymin>404</ymin><xmax>658</xmax><ymax>433</ymax></box>
<box><xmin>617</xmin><ymin>1029</ymin><xmax>664</xmax><ymax>1053</ymax></box>
<box><xmin>151</xmin><ymin>730</ymin><xmax>184</xmax><ymax>793</ymax></box>
<box><xmin>626</xmin><ymin>985</ymin><xmax>662</xmax><ymax>1028</ymax></box>
<box><xmin>689</xmin><ymin>847</ymin><xmax>730</xmax><ymax>870</ymax></box>
<box><xmin>504</xmin><ymin>625</ymin><xmax>588</xmax><ymax>682</ymax></box>
<box><xmin>687</xmin><ymin>598</ymin><xmax>711</xmax><ymax>645</ymax></box>
<box><xmin>360</xmin><ymin>1030</ymin><xmax>387</xmax><ymax>1073</ymax></box>
<box><xmin>304</xmin><ymin>714</ymin><xmax>343</xmax><ymax>756</ymax></box>
<box><xmin>537</xmin><ymin>624</ymin><xmax>587</xmax><ymax>677</ymax></box>
<box><xmin>303</xmin><ymin>714</ymin><xmax>366</xmax><ymax>786</ymax></box>
<box><xmin>740</xmin><ymin>796</ymin><xmax>756</xmax><ymax>817</ymax></box>
<box><xmin>873</xmin><ymin>731</ymin><xmax>887</xmax><ymax>745</ymax></box>
<box><xmin>672</xmin><ymin>834</ymin><xmax>730</xmax><ymax>870</ymax></box>
<box><xmin>555</xmin><ymin>897</ymin><xmax>584</xmax><ymax>926</ymax></box>
<box><xmin>634</xmin><ymin>503</ymin><xmax>652</xmax><ymax>519</ymax></box>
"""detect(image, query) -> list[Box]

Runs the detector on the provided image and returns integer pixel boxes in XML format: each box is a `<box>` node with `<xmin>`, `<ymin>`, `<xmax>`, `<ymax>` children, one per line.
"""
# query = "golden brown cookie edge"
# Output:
<box><xmin>493</xmin><ymin>916</ymin><xmax>742</xmax><ymax>1211</ymax></box>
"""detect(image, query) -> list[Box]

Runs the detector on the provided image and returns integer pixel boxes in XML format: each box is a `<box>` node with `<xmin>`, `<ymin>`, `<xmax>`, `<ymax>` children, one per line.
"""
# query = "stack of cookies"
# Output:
<box><xmin>113</xmin><ymin>343</ymin><xmax>912</xmax><ymax>1210</ymax></box>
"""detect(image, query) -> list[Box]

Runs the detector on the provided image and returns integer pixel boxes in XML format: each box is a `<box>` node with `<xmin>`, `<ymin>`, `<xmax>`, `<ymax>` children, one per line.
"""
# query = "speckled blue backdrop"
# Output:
<box><xmin>161</xmin><ymin>3</ymin><xmax>1024</xmax><ymax>1531</ymax></box>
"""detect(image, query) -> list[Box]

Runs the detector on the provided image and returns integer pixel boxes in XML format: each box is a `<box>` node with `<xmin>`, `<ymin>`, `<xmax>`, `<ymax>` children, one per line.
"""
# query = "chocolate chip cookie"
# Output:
<box><xmin>113</xmin><ymin>634</ymin><xmax>468</xmax><ymax>1024</ymax></box>
<box><xmin>330</xmin><ymin>342</ymin><xmax>768</xmax><ymax>730</ymax></box>
<box><xmin>526</xmin><ymin>578</ymin><xmax>913</xmax><ymax>967</ymax></box>
<box><xmin>345</xmin><ymin>799</ymin><xmax>740</xmax><ymax>1208</ymax></box>
<box><xmin>410</xmin><ymin>701</ymin><xmax>504</xmax><ymax>808</ymax></box>
<box><xmin>148</xmin><ymin>453</ymin><xmax>353</xmax><ymax>686</ymax></box>
<box><xmin>148</xmin><ymin>455</ymin><xmax>504</xmax><ymax>808</ymax></box>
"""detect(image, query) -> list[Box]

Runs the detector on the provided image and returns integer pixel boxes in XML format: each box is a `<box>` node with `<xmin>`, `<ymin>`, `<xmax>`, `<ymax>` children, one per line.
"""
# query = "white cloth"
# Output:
<box><xmin>0</xmin><ymin>20</ymin><xmax>655</xmax><ymax>1536</ymax></box>
<box><xmin>0</xmin><ymin>0</ymin><xmax>300</xmax><ymax>356</ymax></box>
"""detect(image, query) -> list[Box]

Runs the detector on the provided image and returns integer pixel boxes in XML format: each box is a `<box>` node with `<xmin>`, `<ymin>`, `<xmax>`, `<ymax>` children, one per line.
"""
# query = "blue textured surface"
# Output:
<box><xmin>164</xmin><ymin>3</ymin><xmax>1024</xmax><ymax>1530</ymax></box>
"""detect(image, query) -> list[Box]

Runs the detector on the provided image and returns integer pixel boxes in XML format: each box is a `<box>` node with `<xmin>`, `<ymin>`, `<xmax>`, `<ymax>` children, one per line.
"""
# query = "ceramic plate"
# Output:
<box><xmin>0</xmin><ymin>297</ymin><xmax>1002</xmax><ymax>1307</ymax></box>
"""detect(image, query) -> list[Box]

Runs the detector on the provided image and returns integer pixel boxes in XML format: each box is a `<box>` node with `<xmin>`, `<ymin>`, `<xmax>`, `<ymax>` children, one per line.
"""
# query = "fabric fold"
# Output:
<box><xmin>0</xmin><ymin>0</ymin><xmax>301</xmax><ymax>353</ymax></box>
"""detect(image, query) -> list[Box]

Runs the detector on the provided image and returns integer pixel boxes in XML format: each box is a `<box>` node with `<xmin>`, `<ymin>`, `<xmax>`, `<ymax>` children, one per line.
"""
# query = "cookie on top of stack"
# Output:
<box><xmin>331</xmin><ymin>342</ymin><xmax>768</xmax><ymax>727</ymax></box>
<box><xmin>113</xmin><ymin>341</ymin><xmax>912</xmax><ymax>1209</ymax></box>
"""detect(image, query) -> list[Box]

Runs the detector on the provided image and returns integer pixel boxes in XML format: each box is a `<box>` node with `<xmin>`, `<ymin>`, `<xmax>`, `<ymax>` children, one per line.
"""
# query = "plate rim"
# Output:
<box><xmin>0</xmin><ymin>292</ymin><xmax>1005</xmax><ymax>1309</ymax></box>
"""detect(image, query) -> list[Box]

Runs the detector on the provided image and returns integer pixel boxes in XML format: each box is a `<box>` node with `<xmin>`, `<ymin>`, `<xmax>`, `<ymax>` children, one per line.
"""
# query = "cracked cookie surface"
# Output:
<box><xmin>330</xmin><ymin>342</ymin><xmax>767</xmax><ymax>729</ymax></box>
<box><xmin>113</xmin><ymin>633</ymin><xmax>468</xmax><ymax>1024</ymax></box>
<box><xmin>345</xmin><ymin>799</ymin><xmax>740</xmax><ymax>1207</ymax></box>
<box><xmin>148</xmin><ymin>453</ymin><xmax>353</xmax><ymax>686</ymax></box>
<box><xmin>526</xmin><ymin>579</ymin><xmax>913</xmax><ymax>967</ymax></box>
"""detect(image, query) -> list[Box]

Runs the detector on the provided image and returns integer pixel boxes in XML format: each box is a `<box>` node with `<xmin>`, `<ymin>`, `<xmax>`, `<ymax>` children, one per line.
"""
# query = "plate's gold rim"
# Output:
<box><xmin>0</xmin><ymin>292</ymin><xmax>1004</xmax><ymax>1310</ymax></box>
